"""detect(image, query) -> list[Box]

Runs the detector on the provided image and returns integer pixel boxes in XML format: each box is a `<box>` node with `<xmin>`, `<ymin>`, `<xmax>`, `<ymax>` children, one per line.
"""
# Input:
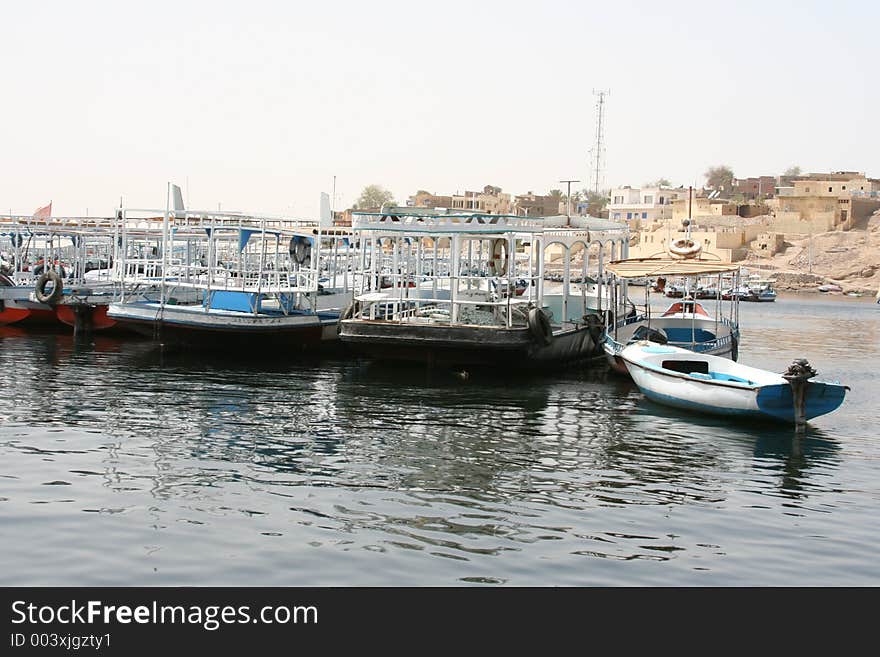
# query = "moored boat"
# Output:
<box><xmin>338</xmin><ymin>208</ymin><xmax>629</xmax><ymax>369</ymax></box>
<box><xmin>603</xmin><ymin>257</ymin><xmax>741</xmax><ymax>375</ymax></box>
<box><xmin>107</xmin><ymin>188</ymin><xmax>354</xmax><ymax>349</ymax></box>
<box><xmin>619</xmin><ymin>341</ymin><xmax>848</xmax><ymax>426</ymax></box>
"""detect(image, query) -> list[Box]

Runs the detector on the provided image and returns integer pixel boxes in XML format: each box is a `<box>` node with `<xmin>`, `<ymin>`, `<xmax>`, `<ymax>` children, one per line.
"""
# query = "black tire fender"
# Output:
<box><xmin>528</xmin><ymin>307</ymin><xmax>552</xmax><ymax>346</ymax></box>
<box><xmin>35</xmin><ymin>269</ymin><xmax>63</xmax><ymax>305</ymax></box>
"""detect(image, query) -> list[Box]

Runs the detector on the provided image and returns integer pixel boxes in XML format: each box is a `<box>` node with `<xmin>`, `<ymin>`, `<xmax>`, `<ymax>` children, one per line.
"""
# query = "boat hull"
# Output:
<box><xmin>339</xmin><ymin>319</ymin><xmax>600</xmax><ymax>368</ymax></box>
<box><xmin>621</xmin><ymin>345</ymin><xmax>847</xmax><ymax>423</ymax></box>
<box><xmin>108</xmin><ymin>302</ymin><xmax>340</xmax><ymax>349</ymax></box>
<box><xmin>55</xmin><ymin>304</ymin><xmax>120</xmax><ymax>331</ymax></box>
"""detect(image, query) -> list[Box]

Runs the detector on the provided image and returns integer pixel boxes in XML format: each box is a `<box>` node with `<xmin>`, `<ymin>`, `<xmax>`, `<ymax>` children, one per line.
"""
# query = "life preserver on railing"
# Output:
<box><xmin>528</xmin><ymin>307</ymin><xmax>553</xmax><ymax>346</ymax></box>
<box><xmin>34</xmin><ymin>269</ymin><xmax>63</xmax><ymax>305</ymax></box>
<box><xmin>488</xmin><ymin>238</ymin><xmax>508</xmax><ymax>276</ymax></box>
<box><xmin>289</xmin><ymin>236</ymin><xmax>312</xmax><ymax>266</ymax></box>
<box><xmin>667</xmin><ymin>238</ymin><xmax>702</xmax><ymax>259</ymax></box>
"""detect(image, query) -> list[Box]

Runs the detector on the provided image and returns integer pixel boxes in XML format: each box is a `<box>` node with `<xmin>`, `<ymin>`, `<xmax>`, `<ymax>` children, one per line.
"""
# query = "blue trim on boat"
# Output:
<box><xmin>755</xmin><ymin>382</ymin><xmax>847</xmax><ymax>421</ymax></box>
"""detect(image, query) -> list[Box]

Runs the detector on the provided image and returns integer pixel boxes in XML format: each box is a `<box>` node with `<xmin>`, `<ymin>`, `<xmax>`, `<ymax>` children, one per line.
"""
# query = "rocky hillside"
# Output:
<box><xmin>741</xmin><ymin>210</ymin><xmax>880</xmax><ymax>295</ymax></box>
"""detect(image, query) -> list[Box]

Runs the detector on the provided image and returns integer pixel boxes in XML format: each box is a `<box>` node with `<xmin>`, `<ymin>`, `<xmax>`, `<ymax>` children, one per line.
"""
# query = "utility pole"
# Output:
<box><xmin>589</xmin><ymin>89</ymin><xmax>610</xmax><ymax>194</ymax></box>
<box><xmin>559</xmin><ymin>179</ymin><xmax>580</xmax><ymax>218</ymax></box>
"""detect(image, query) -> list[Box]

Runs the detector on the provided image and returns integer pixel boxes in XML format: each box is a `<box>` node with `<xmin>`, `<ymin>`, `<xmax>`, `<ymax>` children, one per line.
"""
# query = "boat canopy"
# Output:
<box><xmin>606</xmin><ymin>257</ymin><xmax>741</xmax><ymax>279</ymax></box>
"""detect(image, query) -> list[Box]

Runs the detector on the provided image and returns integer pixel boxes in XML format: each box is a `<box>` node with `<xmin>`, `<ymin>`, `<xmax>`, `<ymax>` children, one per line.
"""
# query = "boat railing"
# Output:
<box><xmin>354</xmin><ymin>293</ymin><xmax>532</xmax><ymax>327</ymax></box>
<box><xmin>605</xmin><ymin>315</ymin><xmax>739</xmax><ymax>355</ymax></box>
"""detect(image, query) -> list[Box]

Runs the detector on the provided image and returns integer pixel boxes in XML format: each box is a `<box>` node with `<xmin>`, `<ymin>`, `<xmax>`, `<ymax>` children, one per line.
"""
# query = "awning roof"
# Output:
<box><xmin>606</xmin><ymin>257</ymin><xmax>741</xmax><ymax>278</ymax></box>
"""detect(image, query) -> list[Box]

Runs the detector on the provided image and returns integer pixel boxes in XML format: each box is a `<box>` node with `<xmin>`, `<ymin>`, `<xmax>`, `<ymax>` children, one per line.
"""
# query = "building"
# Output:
<box><xmin>768</xmin><ymin>171</ymin><xmax>880</xmax><ymax>233</ymax></box>
<box><xmin>671</xmin><ymin>197</ymin><xmax>738</xmax><ymax>222</ymax></box>
<box><xmin>628</xmin><ymin>219</ymin><xmax>762</xmax><ymax>262</ymax></box>
<box><xmin>777</xmin><ymin>171</ymin><xmax>880</xmax><ymax>198</ymax></box>
<box><xmin>750</xmin><ymin>232</ymin><xmax>785</xmax><ymax>256</ymax></box>
<box><xmin>407</xmin><ymin>191</ymin><xmax>454</xmax><ymax>209</ymax></box>
<box><xmin>512</xmin><ymin>191</ymin><xmax>560</xmax><ymax>217</ymax></box>
<box><xmin>408</xmin><ymin>186</ymin><xmax>512</xmax><ymax>214</ymax></box>
<box><xmin>607</xmin><ymin>186</ymin><xmax>688</xmax><ymax>229</ymax></box>
<box><xmin>732</xmin><ymin>176</ymin><xmax>778</xmax><ymax>200</ymax></box>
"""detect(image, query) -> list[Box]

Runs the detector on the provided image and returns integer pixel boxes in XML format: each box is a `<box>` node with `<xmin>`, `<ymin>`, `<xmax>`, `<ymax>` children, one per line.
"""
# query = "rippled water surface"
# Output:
<box><xmin>1</xmin><ymin>294</ymin><xmax>878</xmax><ymax>585</ymax></box>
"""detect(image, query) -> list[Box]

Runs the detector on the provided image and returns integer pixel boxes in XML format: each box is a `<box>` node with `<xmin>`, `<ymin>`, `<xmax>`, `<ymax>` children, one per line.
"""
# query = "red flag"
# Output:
<box><xmin>33</xmin><ymin>202</ymin><xmax>52</xmax><ymax>219</ymax></box>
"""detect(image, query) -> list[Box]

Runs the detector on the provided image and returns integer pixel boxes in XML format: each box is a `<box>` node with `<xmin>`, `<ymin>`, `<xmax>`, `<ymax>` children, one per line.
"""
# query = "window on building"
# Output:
<box><xmin>626</xmin><ymin>212</ymin><xmax>632</xmax><ymax>220</ymax></box>
<box><xmin>659</xmin><ymin>196</ymin><xmax>665</xmax><ymax>204</ymax></box>
<box><xmin>613</xmin><ymin>213</ymin><xmax>620</xmax><ymax>219</ymax></box>
<box><xmin>842</xmin><ymin>185</ymin><xmax>846</xmax><ymax>190</ymax></box>
<box><xmin>806</xmin><ymin>187</ymin><xmax>810</xmax><ymax>193</ymax></box>
<box><xmin>828</xmin><ymin>186</ymin><xmax>833</xmax><ymax>192</ymax></box>
<box><xmin>614</xmin><ymin>196</ymin><xmax>624</xmax><ymax>204</ymax></box>
<box><xmin>642</xmin><ymin>212</ymin><xmax>647</xmax><ymax>219</ymax></box>
<box><xmin>643</xmin><ymin>195</ymin><xmax>653</xmax><ymax>204</ymax></box>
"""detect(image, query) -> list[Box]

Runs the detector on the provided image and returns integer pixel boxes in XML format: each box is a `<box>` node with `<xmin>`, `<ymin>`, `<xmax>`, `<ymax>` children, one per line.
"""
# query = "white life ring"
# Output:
<box><xmin>488</xmin><ymin>238</ymin><xmax>508</xmax><ymax>276</ymax></box>
<box><xmin>667</xmin><ymin>238</ymin><xmax>702</xmax><ymax>259</ymax></box>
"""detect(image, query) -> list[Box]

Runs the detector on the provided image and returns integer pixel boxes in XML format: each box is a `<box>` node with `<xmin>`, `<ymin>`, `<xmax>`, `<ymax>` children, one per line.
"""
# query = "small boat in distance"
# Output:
<box><xmin>619</xmin><ymin>341</ymin><xmax>848</xmax><ymax>426</ymax></box>
<box><xmin>743</xmin><ymin>279</ymin><xmax>777</xmax><ymax>302</ymax></box>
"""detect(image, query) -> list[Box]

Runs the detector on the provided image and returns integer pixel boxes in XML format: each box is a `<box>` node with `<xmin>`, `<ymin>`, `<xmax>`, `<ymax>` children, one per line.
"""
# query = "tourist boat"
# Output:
<box><xmin>603</xmin><ymin>256</ymin><xmax>742</xmax><ymax>376</ymax></box>
<box><xmin>619</xmin><ymin>341</ymin><xmax>848</xmax><ymax>426</ymax></box>
<box><xmin>107</xmin><ymin>192</ymin><xmax>354</xmax><ymax>348</ymax></box>
<box><xmin>338</xmin><ymin>208</ymin><xmax>629</xmax><ymax>368</ymax></box>
<box><xmin>0</xmin><ymin>215</ymin><xmax>121</xmax><ymax>331</ymax></box>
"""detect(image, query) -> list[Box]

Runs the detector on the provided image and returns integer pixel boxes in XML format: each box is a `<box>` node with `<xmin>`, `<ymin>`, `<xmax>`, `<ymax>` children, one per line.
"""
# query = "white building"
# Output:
<box><xmin>607</xmin><ymin>186</ymin><xmax>689</xmax><ymax>229</ymax></box>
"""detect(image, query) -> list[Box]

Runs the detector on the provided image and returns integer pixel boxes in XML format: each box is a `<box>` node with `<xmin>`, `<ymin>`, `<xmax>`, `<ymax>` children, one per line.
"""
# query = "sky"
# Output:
<box><xmin>1</xmin><ymin>0</ymin><xmax>877</xmax><ymax>218</ymax></box>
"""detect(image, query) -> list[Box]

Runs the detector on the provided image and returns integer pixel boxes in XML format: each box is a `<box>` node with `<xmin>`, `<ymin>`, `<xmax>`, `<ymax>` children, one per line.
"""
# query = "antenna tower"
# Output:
<box><xmin>589</xmin><ymin>89</ymin><xmax>610</xmax><ymax>194</ymax></box>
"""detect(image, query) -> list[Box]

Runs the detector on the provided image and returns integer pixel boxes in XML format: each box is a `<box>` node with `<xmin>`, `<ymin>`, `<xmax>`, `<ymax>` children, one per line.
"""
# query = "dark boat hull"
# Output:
<box><xmin>339</xmin><ymin>320</ymin><xmax>601</xmax><ymax>368</ymax></box>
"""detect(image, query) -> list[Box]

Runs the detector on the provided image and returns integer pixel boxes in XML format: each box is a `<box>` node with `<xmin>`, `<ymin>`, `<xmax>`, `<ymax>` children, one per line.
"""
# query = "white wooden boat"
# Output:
<box><xmin>619</xmin><ymin>341</ymin><xmax>848</xmax><ymax>426</ymax></box>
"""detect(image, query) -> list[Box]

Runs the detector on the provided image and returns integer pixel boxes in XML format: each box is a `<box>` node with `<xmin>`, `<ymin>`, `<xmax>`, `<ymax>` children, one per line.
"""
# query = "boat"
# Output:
<box><xmin>338</xmin><ymin>208</ymin><xmax>629</xmax><ymax>368</ymax></box>
<box><xmin>603</xmin><ymin>255</ymin><xmax>742</xmax><ymax>375</ymax></box>
<box><xmin>0</xmin><ymin>215</ymin><xmax>122</xmax><ymax>331</ymax></box>
<box><xmin>742</xmin><ymin>278</ymin><xmax>777</xmax><ymax>302</ymax></box>
<box><xmin>619</xmin><ymin>341</ymin><xmax>848</xmax><ymax>426</ymax></box>
<box><xmin>107</xmin><ymin>188</ymin><xmax>355</xmax><ymax>348</ymax></box>
<box><xmin>818</xmin><ymin>283</ymin><xmax>843</xmax><ymax>293</ymax></box>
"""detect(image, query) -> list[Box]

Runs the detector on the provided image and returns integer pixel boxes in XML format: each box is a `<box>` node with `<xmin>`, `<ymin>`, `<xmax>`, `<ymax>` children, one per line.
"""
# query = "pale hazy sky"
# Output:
<box><xmin>2</xmin><ymin>0</ymin><xmax>877</xmax><ymax>218</ymax></box>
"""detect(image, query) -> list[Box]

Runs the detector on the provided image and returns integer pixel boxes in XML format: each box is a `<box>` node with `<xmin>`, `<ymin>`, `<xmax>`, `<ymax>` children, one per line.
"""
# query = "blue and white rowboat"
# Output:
<box><xmin>620</xmin><ymin>341</ymin><xmax>848</xmax><ymax>424</ymax></box>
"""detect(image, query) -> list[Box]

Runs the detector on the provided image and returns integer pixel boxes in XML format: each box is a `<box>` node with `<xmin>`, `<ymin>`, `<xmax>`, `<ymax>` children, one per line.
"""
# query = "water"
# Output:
<box><xmin>1</xmin><ymin>294</ymin><xmax>878</xmax><ymax>586</ymax></box>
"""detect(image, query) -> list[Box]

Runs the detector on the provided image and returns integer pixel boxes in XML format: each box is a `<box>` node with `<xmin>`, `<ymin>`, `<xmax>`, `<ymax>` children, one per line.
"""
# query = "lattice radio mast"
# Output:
<box><xmin>589</xmin><ymin>89</ymin><xmax>610</xmax><ymax>194</ymax></box>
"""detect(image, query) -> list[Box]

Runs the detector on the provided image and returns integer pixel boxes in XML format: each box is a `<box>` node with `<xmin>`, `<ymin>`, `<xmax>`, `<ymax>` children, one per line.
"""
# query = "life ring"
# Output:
<box><xmin>34</xmin><ymin>269</ymin><xmax>63</xmax><ymax>305</ymax></box>
<box><xmin>528</xmin><ymin>307</ymin><xmax>552</xmax><ymax>345</ymax></box>
<box><xmin>488</xmin><ymin>238</ymin><xmax>508</xmax><ymax>276</ymax></box>
<box><xmin>667</xmin><ymin>238</ymin><xmax>702</xmax><ymax>259</ymax></box>
<box><xmin>289</xmin><ymin>236</ymin><xmax>312</xmax><ymax>266</ymax></box>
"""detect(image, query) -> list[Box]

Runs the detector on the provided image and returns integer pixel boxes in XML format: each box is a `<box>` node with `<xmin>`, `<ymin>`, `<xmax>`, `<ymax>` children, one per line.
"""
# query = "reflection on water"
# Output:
<box><xmin>1</xmin><ymin>295</ymin><xmax>878</xmax><ymax>585</ymax></box>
